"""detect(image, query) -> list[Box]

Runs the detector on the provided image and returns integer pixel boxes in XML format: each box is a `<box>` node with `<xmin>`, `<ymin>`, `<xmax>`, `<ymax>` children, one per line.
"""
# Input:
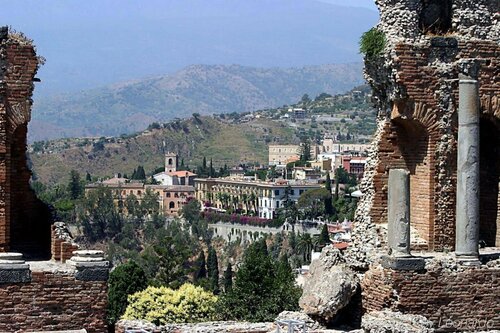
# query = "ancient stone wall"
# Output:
<box><xmin>361</xmin><ymin>262</ymin><xmax>500</xmax><ymax>332</ymax></box>
<box><xmin>0</xmin><ymin>28</ymin><xmax>52</xmax><ymax>258</ymax></box>
<box><xmin>354</xmin><ymin>1</ymin><xmax>500</xmax><ymax>256</ymax></box>
<box><xmin>0</xmin><ymin>267</ymin><xmax>107</xmax><ymax>332</ymax></box>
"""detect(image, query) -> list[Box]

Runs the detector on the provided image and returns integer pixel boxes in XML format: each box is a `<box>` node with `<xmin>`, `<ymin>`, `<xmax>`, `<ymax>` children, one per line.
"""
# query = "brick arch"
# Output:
<box><xmin>391</xmin><ymin>101</ymin><xmax>439</xmax><ymax>247</ymax></box>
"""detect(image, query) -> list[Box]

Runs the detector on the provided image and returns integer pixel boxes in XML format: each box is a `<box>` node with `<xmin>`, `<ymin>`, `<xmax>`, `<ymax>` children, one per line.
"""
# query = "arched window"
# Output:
<box><xmin>169</xmin><ymin>201</ymin><xmax>175</xmax><ymax>209</ymax></box>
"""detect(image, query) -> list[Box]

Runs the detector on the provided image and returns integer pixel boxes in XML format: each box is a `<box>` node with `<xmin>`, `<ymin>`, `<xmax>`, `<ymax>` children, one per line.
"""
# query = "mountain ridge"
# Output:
<box><xmin>30</xmin><ymin>63</ymin><xmax>365</xmax><ymax>141</ymax></box>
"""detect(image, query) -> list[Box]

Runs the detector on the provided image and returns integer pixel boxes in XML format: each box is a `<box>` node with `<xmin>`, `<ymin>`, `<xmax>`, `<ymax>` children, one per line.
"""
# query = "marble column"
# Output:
<box><xmin>382</xmin><ymin>169</ymin><xmax>424</xmax><ymax>270</ymax></box>
<box><xmin>455</xmin><ymin>68</ymin><xmax>480</xmax><ymax>263</ymax></box>
<box><xmin>387</xmin><ymin>168</ymin><xmax>411</xmax><ymax>257</ymax></box>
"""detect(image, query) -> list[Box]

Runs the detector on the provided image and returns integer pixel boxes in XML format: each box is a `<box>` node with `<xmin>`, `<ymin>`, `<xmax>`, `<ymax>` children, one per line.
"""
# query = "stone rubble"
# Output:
<box><xmin>361</xmin><ymin>310</ymin><xmax>435</xmax><ymax>333</ymax></box>
<box><xmin>299</xmin><ymin>246</ymin><xmax>358</xmax><ymax>323</ymax></box>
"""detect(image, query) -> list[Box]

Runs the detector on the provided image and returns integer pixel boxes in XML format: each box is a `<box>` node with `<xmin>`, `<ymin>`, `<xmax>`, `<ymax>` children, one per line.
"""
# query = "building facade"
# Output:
<box><xmin>268</xmin><ymin>145</ymin><xmax>301</xmax><ymax>167</ymax></box>
<box><xmin>195</xmin><ymin>177</ymin><xmax>321</xmax><ymax>219</ymax></box>
<box><xmin>85</xmin><ymin>179</ymin><xmax>195</xmax><ymax>217</ymax></box>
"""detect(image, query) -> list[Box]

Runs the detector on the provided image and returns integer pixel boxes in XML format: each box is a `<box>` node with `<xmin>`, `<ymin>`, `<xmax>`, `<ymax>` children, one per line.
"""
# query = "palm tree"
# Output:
<box><xmin>297</xmin><ymin>233</ymin><xmax>313</xmax><ymax>263</ymax></box>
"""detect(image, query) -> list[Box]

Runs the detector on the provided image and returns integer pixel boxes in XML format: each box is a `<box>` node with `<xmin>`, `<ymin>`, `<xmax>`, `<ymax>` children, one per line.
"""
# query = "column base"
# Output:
<box><xmin>0</xmin><ymin>252</ymin><xmax>31</xmax><ymax>283</ymax></box>
<box><xmin>381</xmin><ymin>255</ymin><xmax>425</xmax><ymax>271</ymax></box>
<box><xmin>455</xmin><ymin>255</ymin><xmax>481</xmax><ymax>267</ymax></box>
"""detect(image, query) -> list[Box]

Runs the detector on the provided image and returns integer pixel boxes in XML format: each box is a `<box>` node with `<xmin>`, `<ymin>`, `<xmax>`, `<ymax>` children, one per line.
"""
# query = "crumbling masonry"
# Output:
<box><xmin>0</xmin><ymin>27</ymin><xmax>109</xmax><ymax>332</ymax></box>
<box><xmin>346</xmin><ymin>0</ymin><xmax>500</xmax><ymax>331</ymax></box>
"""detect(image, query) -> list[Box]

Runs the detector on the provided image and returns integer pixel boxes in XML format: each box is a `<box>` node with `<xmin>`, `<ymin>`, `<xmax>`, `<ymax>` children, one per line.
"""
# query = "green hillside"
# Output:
<box><xmin>30</xmin><ymin>116</ymin><xmax>296</xmax><ymax>185</ymax></box>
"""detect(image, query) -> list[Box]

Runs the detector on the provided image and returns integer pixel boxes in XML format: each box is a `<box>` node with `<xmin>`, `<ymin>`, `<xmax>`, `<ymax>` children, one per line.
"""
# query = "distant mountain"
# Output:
<box><xmin>4</xmin><ymin>0</ymin><xmax>377</xmax><ymax>95</ymax></box>
<box><xmin>30</xmin><ymin>63</ymin><xmax>365</xmax><ymax>141</ymax></box>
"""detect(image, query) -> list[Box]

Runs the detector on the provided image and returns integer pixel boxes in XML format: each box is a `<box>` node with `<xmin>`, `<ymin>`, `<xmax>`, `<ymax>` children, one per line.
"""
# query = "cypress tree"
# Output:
<box><xmin>86</xmin><ymin>171</ymin><xmax>92</xmax><ymax>182</ymax></box>
<box><xmin>207</xmin><ymin>247</ymin><xmax>220</xmax><ymax>294</ymax></box>
<box><xmin>68</xmin><ymin>170</ymin><xmax>83</xmax><ymax>200</ymax></box>
<box><xmin>194</xmin><ymin>251</ymin><xmax>207</xmax><ymax>282</ymax></box>
<box><xmin>209</xmin><ymin>158</ymin><xmax>214</xmax><ymax>178</ymax></box>
<box><xmin>324</xmin><ymin>173</ymin><xmax>334</xmax><ymax>216</ymax></box>
<box><xmin>223</xmin><ymin>263</ymin><xmax>233</xmax><ymax>292</ymax></box>
<box><xmin>318</xmin><ymin>224</ymin><xmax>330</xmax><ymax>247</ymax></box>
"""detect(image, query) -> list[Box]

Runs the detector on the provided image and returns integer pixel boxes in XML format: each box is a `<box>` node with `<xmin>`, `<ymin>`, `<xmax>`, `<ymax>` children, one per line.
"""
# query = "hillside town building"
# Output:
<box><xmin>268</xmin><ymin>144</ymin><xmax>301</xmax><ymax>167</ymax></box>
<box><xmin>86</xmin><ymin>153</ymin><xmax>196</xmax><ymax>217</ymax></box>
<box><xmin>153</xmin><ymin>152</ymin><xmax>196</xmax><ymax>185</ymax></box>
<box><xmin>195</xmin><ymin>177</ymin><xmax>321</xmax><ymax>219</ymax></box>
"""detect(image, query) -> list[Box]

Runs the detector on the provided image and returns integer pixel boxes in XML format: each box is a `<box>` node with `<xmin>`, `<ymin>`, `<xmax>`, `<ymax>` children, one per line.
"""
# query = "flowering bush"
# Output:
<box><xmin>123</xmin><ymin>284</ymin><xmax>218</xmax><ymax>325</ymax></box>
<box><xmin>201</xmin><ymin>211</ymin><xmax>270</xmax><ymax>226</ymax></box>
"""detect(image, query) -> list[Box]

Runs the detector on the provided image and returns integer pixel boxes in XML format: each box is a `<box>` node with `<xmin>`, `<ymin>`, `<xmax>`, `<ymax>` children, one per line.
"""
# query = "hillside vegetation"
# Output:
<box><xmin>30</xmin><ymin>86</ymin><xmax>376</xmax><ymax>186</ymax></box>
<box><xmin>30</xmin><ymin>116</ymin><xmax>295</xmax><ymax>185</ymax></box>
<box><xmin>30</xmin><ymin>63</ymin><xmax>364</xmax><ymax>140</ymax></box>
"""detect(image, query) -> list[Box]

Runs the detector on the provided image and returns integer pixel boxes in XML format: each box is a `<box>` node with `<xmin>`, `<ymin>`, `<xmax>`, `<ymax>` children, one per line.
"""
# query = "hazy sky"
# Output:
<box><xmin>0</xmin><ymin>1</ymin><xmax>378</xmax><ymax>96</ymax></box>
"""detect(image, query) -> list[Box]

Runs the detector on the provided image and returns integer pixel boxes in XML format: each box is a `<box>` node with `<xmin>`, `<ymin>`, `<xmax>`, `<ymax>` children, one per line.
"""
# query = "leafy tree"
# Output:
<box><xmin>139</xmin><ymin>221</ymin><xmax>194</xmax><ymax>288</ymax></box>
<box><xmin>360</xmin><ymin>27</ymin><xmax>386</xmax><ymax>58</ymax></box>
<box><xmin>181</xmin><ymin>198</ymin><xmax>201</xmax><ymax>223</ymax></box>
<box><xmin>107</xmin><ymin>260</ymin><xmax>147</xmax><ymax>326</ymax></box>
<box><xmin>125</xmin><ymin>193</ymin><xmax>139</xmax><ymax>217</ymax></box>
<box><xmin>140</xmin><ymin>189</ymin><xmax>160</xmax><ymax>216</ymax></box>
<box><xmin>207</xmin><ymin>247</ymin><xmax>220</xmax><ymax>294</ymax></box>
<box><xmin>223</xmin><ymin>263</ymin><xmax>233</xmax><ymax>292</ymax></box>
<box><xmin>79</xmin><ymin>186</ymin><xmax>123</xmax><ymax>242</ymax></box>
<box><xmin>274</xmin><ymin>254</ymin><xmax>302</xmax><ymax>312</ymax></box>
<box><xmin>297</xmin><ymin>233</ymin><xmax>313</xmax><ymax>263</ymax></box>
<box><xmin>68</xmin><ymin>170</ymin><xmax>83</xmax><ymax>200</ymax></box>
<box><xmin>123</xmin><ymin>284</ymin><xmax>218</xmax><ymax>325</ymax></box>
<box><xmin>300</xmin><ymin>138</ymin><xmax>311</xmax><ymax>163</ymax></box>
<box><xmin>209</xmin><ymin>158</ymin><xmax>214</xmax><ymax>178</ymax></box>
<box><xmin>216</xmin><ymin>239</ymin><xmax>301</xmax><ymax>322</ymax></box>
<box><xmin>297</xmin><ymin>188</ymin><xmax>331</xmax><ymax>219</ymax></box>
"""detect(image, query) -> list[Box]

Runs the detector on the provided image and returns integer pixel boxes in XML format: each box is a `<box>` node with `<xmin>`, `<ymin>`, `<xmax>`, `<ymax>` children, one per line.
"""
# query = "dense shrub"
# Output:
<box><xmin>359</xmin><ymin>27</ymin><xmax>386</xmax><ymax>58</ymax></box>
<box><xmin>123</xmin><ymin>284</ymin><xmax>218</xmax><ymax>325</ymax></box>
<box><xmin>107</xmin><ymin>260</ymin><xmax>147</xmax><ymax>326</ymax></box>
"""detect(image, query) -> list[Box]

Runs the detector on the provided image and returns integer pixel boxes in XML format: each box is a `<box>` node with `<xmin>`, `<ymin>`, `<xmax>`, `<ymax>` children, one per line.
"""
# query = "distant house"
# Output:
<box><xmin>153</xmin><ymin>152</ymin><xmax>197</xmax><ymax>186</ymax></box>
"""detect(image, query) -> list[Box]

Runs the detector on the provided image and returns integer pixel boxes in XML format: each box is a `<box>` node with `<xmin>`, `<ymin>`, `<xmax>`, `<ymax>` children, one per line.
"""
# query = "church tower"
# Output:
<box><xmin>165</xmin><ymin>152</ymin><xmax>178</xmax><ymax>173</ymax></box>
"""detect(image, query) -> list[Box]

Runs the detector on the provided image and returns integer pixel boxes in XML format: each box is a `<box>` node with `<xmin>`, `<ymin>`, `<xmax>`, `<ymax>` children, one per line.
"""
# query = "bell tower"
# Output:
<box><xmin>165</xmin><ymin>152</ymin><xmax>178</xmax><ymax>173</ymax></box>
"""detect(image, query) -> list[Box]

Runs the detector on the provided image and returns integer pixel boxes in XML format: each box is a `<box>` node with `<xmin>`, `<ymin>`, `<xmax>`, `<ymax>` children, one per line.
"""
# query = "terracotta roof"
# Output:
<box><xmin>167</xmin><ymin>171</ymin><xmax>197</xmax><ymax>177</ymax></box>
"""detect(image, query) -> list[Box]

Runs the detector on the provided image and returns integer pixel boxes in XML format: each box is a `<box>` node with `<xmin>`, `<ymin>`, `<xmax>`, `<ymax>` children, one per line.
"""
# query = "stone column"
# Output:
<box><xmin>387</xmin><ymin>169</ymin><xmax>411</xmax><ymax>257</ymax></box>
<box><xmin>382</xmin><ymin>169</ymin><xmax>424</xmax><ymax>270</ymax></box>
<box><xmin>455</xmin><ymin>64</ymin><xmax>481</xmax><ymax>264</ymax></box>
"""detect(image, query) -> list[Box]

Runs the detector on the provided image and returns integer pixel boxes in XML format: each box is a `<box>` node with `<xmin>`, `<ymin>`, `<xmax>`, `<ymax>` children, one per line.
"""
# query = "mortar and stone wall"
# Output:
<box><xmin>353</xmin><ymin>0</ymin><xmax>500</xmax><ymax>259</ymax></box>
<box><xmin>343</xmin><ymin>1</ymin><xmax>500</xmax><ymax>331</ymax></box>
<box><xmin>0</xmin><ymin>27</ymin><xmax>52</xmax><ymax>259</ymax></box>
<box><xmin>0</xmin><ymin>27</ymin><xmax>109</xmax><ymax>332</ymax></box>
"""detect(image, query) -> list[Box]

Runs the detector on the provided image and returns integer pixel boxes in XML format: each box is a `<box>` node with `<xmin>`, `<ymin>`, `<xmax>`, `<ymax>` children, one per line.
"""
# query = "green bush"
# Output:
<box><xmin>107</xmin><ymin>260</ymin><xmax>147</xmax><ymax>326</ymax></box>
<box><xmin>123</xmin><ymin>284</ymin><xmax>218</xmax><ymax>325</ymax></box>
<box><xmin>359</xmin><ymin>27</ymin><xmax>386</xmax><ymax>58</ymax></box>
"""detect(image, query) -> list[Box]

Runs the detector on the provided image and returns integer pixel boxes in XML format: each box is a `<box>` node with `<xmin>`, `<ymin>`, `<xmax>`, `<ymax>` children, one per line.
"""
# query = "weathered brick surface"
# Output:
<box><xmin>362</xmin><ymin>266</ymin><xmax>500</xmax><ymax>332</ymax></box>
<box><xmin>0</xmin><ymin>32</ymin><xmax>52</xmax><ymax>258</ymax></box>
<box><xmin>369</xmin><ymin>39</ymin><xmax>500</xmax><ymax>251</ymax></box>
<box><xmin>0</xmin><ymin>269</ymin><xmax>108</xmax><ymax>332</ymax></box>
<box><xmin>0</xmin><ymin>29</ymin><xmax>108</xmax><ymax>333</ymax></box>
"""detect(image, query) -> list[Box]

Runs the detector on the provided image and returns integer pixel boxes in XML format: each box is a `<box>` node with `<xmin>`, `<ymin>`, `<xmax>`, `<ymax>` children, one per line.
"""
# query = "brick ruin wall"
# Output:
<box><xmin>350</xmin><ymin>1</ymin><xmax>500</xmax><ymax>262</ymax></box>
<box><xmin>0</xmin><ymin>29</ymin><xmax>109</xmax><ymax>332</ymax></box>
<box><xmin>370</xmin><ymin>40</ymin><xmax>499</xmax><ymax>251</ymax></box>
<box><xmin>0</xmin><ymin>269</ymin><xmax>107</xmax><ymax>332</ymax></box>
<box><xmin>0</xmin><ymin>30</ymin><xmax>52</xmax><ymax>258</ymax></box>
<box><xmin>362</xmin><ymin>264</ymin><xmax>500</xmax><ymax>332</ymax></box>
